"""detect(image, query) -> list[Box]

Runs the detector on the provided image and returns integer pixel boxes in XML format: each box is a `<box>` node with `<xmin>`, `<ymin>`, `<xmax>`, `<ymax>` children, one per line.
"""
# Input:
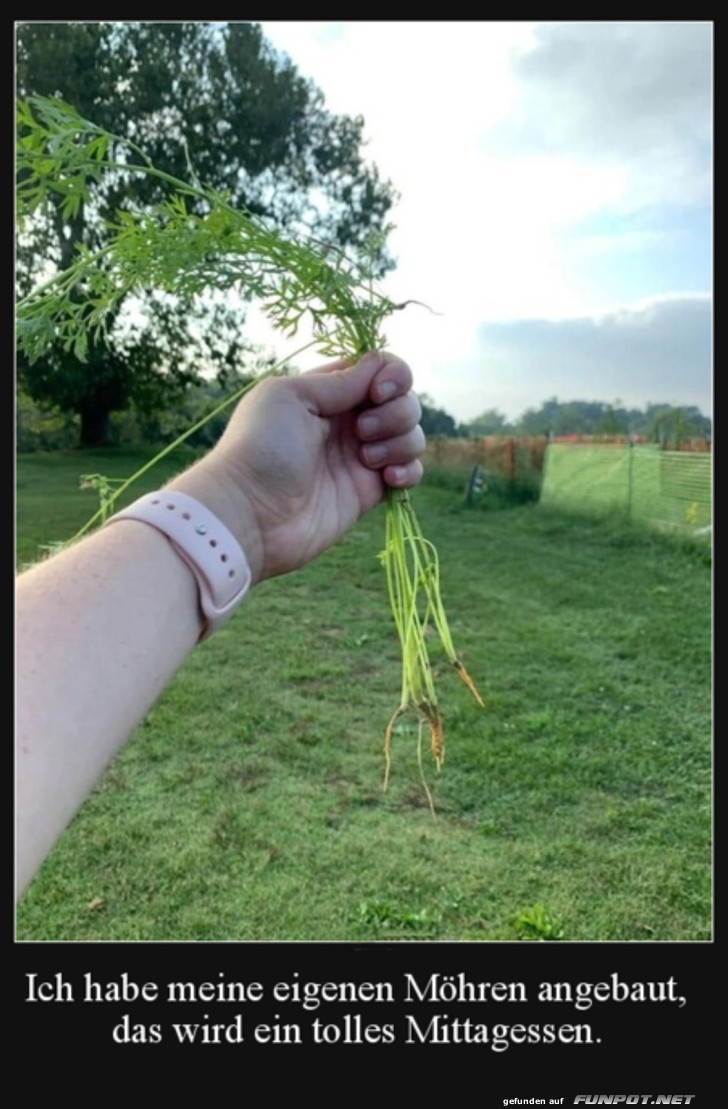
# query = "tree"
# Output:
<box><xmin>16</xmin><ymin>22</ymin><xmax>396</xmax><ymax>445</ymax></box>
<box><xmin>596</xmin><ymin>401</ymin><xmax>628</xmax><ymax>437</ymax></box>
<box><xmin>417</xmin><ymin>393</ymin><xmax>459</xmax><ymax>438</ymax></box>
<box><xmin>646</xmin><ymin>404</ymin><xmax>711</xmax><ymax>446</ymax></box>
<box><xmin>465</xmin><ymin>408</ymin><xmax>511</xmax><ymax>436</ymax></box>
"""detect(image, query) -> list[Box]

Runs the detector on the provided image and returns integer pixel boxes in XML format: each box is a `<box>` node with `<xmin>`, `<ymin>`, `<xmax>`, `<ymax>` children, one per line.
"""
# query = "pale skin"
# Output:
<box><xmin>16</xmin><ymin>352</ymin><xmax>424</xmax><ymax>900</ymax></box>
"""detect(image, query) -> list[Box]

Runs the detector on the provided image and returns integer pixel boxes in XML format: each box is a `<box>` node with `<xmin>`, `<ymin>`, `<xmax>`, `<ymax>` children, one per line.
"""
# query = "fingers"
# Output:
<box><xmin>298</xmin><ymin>351</ymin><xmax>414</xmax><ymax>416</ymax></box>
<box><xmin>360</xmin><ymin>422</ymin><xmax>426</xmax><ymax>465</ymax></box>
<box><xmin>301</xmin><ymin>350</ymin><xmax>425</xmax><ymax>489</ymax></box>
<box><xmin>368</xmin><ymin>353</ymin><xmax>414</xmax><ymax>404</ymax></box>
<box><xmin>357</xmin><ymin>364</ymin><xmax>424</xmax><ymax>488</ymax></box>
<box><xmin>357</xmin><ymin>392</ymin><xmax>422</xmax><ymax>443</ymax></box>
<box><xmin>297</xmin><ymin>352</ymin><xmax>386</xmax><ymax>416</ymax></box>
<box><xmin>354</xmin><ymin>353</ymin><xmax>424</xmax><ymax>487</ymax></box>
<box><xmin>383</xmin><ymin>458</ymin><xmax>424</xmax><ymax>489</ymax></box>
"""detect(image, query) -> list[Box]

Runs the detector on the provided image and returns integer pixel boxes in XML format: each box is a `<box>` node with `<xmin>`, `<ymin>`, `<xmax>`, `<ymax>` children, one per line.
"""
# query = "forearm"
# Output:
<box><xmin>16</xmin><ymin>520</ymin><xmax>203</xmax><ymax>897</ymax></box>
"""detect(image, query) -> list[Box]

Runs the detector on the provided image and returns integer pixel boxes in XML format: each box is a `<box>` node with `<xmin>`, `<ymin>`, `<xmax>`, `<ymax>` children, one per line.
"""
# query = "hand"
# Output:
<box><xmin>170</xmin><ymin>351</ymin><xmax>425</xmax><ymax>583</ymax></box>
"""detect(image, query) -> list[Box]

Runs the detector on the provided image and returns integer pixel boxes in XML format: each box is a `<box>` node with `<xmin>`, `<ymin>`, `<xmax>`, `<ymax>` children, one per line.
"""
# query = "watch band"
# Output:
<box><xmin>105</xmin><ymin>490</ymin><xmax>251</xmax><ymax>641</ymax></box>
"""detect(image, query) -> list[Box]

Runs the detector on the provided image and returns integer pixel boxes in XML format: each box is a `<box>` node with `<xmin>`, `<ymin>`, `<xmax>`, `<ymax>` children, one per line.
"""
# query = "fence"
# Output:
<box><xmin>423</xmin><ymin>436</ymin><xmax>547</xmax><ymax>505</ymax></box>
<box><xmin>540</xmin><ymin>442</ymin><xmax>712</xmax><ymax>534</ymax></box>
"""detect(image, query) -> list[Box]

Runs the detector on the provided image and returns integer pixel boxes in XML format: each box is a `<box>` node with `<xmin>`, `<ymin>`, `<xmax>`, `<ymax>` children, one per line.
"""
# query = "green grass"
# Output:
<box><xmin>16</xmin><ymin>450</ymin><xmax>712</xmax><ymax>941</ymax></box>
<box><xmin>15</xmin><ymin>446</ymin><xmax>204</xmax><ymax>568</ymax></box>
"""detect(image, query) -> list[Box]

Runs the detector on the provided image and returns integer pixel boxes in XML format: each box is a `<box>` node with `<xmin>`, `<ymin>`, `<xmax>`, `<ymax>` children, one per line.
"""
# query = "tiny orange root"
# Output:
<box><xmin>430</xmin><ymin>715</ymin><xmax>444</xmax><ymax>771</ymax></box>
<box><xmin>418</xmin><ymin>700</ymin><xmax>444</xmax><ymax>771</ymax></box>
<box><xmin>453</xmin><ymin>658</ymin><xmax>485</xmax><ymax>707</ymax></box>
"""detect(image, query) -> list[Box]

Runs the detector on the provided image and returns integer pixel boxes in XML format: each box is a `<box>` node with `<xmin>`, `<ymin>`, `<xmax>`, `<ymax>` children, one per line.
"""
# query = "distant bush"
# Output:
<box><xmin>17</xmin><ymin>378</ymin><xmax>258</xmax><ymax>453</ymax></box>
<box><xmin>16</xmin><ymin>391</ymin><xmax>79</xmax><ymax>452</ymax></box>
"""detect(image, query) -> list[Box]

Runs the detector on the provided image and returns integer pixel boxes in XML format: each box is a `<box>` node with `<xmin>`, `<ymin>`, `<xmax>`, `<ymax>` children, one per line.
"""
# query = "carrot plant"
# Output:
<box><xmin>16</xmin><ymin>95</ymin><xmax>483</xmax><ymax>802</ymax></box>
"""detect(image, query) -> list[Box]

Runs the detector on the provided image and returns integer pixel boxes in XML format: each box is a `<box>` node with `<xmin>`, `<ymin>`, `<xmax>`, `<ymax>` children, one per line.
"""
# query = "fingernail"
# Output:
<box><xmin>376</xmin><ymin>380</ymin><xmax>397</xmax><ymax>401</ymax></box>
<box><xmin>389</xmin><ymin>466</ymin><xmax>407</xmax><ymax>484</ymax></box>
<box><xmin>364</xmin><ymin>443</ymin><xmax>386</xmax><ymax>464</ymax></box>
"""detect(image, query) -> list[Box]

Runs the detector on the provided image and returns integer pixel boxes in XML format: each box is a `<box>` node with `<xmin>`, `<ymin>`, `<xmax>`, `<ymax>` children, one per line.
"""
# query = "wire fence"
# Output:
<box><xmin>422</xmin><ymin>436</ymin><xmax>712</xmax><ymax>536</ymax></box>
<box><xmin>540</xmin><ymin>442</ymin><xmax>712</xmax><ymax>534</ymax></box>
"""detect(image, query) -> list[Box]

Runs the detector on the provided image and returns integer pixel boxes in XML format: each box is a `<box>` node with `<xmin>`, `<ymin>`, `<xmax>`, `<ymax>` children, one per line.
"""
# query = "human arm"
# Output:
<box><xmin>16</xmin><ymin>351</ymin><xmax>423</xmax><ymax>898</ymax></box>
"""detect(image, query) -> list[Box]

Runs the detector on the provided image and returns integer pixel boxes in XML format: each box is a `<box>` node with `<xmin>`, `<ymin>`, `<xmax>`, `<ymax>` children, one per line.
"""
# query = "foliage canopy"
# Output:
<box><xmin>16</xmin><ymin>22</ymin><xmax>396</xmax><ymax>445</ymax></box>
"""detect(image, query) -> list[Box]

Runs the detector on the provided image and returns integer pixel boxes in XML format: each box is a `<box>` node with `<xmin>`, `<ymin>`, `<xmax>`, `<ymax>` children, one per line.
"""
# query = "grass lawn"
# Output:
<box><xmin>15</xmin><ymin>449</ymin><xmax>712</xmax><ymax>941</ymax></box>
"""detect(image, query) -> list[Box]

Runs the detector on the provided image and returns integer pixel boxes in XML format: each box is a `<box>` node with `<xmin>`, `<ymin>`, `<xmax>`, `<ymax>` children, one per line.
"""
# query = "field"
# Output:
<box><xmin>16</xmin><ymin>448</ymin><xmax>712</xmax><ymax>941</ymax></box>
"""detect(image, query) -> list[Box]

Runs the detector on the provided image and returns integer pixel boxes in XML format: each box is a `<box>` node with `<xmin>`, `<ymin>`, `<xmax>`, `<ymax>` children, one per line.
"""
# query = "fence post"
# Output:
<box><xmin>466</xmin><ymin>464</ymin><xmax>485</xmax><ymax>507</ymax></box>
<box><xmin>627</xmin><ymin>434</ymin><xmax>635</xmax><ymax>521</ymax></box>
<box><xmin>507</xmin><ymin>437</ymin><xmax>516</xmax><ymax>480</ymax></box>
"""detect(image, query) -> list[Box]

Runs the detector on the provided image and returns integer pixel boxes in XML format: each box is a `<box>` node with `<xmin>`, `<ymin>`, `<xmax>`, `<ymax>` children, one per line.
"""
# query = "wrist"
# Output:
<box><xmin>164</xmin><ymin>456</ymin><xmax>266</xmax><ymax>586</ymax></box>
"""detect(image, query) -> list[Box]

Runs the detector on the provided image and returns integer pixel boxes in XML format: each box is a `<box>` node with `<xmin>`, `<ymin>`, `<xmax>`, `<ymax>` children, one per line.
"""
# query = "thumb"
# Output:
<box><xmin>297</xmin><ymin>352</ymin><xmax>408</xmax><ymax>417</ymax></box>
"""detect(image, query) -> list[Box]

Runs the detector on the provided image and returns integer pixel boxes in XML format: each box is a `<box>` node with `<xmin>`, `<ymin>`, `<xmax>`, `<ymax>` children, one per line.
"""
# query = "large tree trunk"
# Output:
<box><xmin>79</xmin><ymin>402</ymin><xmax>112</xmax><ymax>447</ymax></box>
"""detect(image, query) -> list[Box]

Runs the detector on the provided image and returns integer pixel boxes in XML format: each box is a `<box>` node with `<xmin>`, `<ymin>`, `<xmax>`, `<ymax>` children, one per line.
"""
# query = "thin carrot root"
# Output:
<box><xmin>383</xmin><ymin>705</ymin><xmax>406</xmax><ymax>792</ymax></box>
<box><xmin>453</xmin><ymin>658</ymin><xmax>485</xmax><ymax>707</ymax></box>
<box><xmin>380</xmin><ymin>487</ymin><xmax>484</xmax><ymax>810</ymax></box>
<box><xmin>383</xmin><ymin>701</ymin><xmax>441</xmax><ymax>816</ymax></box>
<box><xmin>416</xmin><ymin>719</ymin><xmax>437</xmax><ymax>819</ymax></box>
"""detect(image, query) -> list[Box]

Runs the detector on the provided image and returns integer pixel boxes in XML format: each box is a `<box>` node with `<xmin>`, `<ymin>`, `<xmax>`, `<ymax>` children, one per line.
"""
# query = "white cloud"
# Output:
<box><xmin>461</xmin><ymin>293</ymin><xmax>712</xmax><ymax>421</ymax></box>
<box><xmin>499</xmin><ymin>21</ymin><xmax>713</xmax><ymax>211</ymax></box>
<box><xmin>511</xmin><ymin>22</ymin><xmax>712</xmax><ymax>157</ymax></box>
<box><xmin>253</xmin><ymin>23</ymin><xmax>712</xmax><ymax>423</ymax></box>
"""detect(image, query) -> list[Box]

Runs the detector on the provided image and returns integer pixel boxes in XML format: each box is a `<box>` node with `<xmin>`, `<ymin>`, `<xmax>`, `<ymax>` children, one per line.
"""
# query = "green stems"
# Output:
<box><xmin>380</xmin><ymin>487</ymin><xmax>484</xmax><ymax>810</ymax></box>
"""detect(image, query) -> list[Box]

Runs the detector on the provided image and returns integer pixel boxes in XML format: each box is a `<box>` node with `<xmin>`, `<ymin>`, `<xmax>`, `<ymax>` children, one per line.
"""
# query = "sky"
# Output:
<box><xmin>249</xmin><ymin>21</ymin><xmax>712</xmax><ymax>424</ymax></box>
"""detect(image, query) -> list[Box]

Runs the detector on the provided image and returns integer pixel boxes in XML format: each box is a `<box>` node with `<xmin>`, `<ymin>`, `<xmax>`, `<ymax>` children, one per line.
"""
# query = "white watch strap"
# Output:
<box><xmin>106</xmin><ymin>491</ymin><xmax>251</xmax><ymax>640</ymax></box>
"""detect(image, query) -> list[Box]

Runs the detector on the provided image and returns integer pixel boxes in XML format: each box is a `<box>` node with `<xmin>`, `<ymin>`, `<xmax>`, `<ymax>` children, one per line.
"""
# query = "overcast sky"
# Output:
<box><xmin>252</xmin><ymin>21</ymin><xmax>712</xmax><ymax>423</ymax></box>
